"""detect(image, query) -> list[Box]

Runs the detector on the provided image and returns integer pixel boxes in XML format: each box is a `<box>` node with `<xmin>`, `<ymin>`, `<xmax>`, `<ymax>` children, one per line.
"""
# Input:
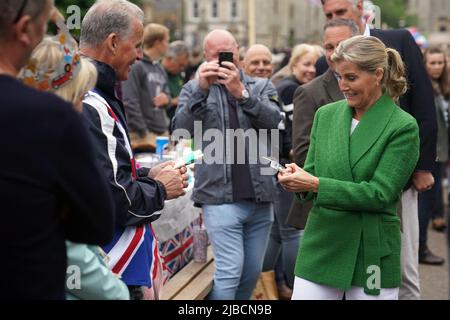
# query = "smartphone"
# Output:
<box><xmin>219</xmin><ymin>52</ymin><xmax>234</xmax><ymax>67</ymax></box>
<box><xmin>262</xmin><ymin>156</ymin><xmax>285</xmax><ymax>172</ymax></box>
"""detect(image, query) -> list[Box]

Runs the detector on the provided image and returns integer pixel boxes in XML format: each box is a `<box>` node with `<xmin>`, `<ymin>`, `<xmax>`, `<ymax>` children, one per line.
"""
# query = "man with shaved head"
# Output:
<box><xmin>243</xmin><ymin>44</ymin><xmax>274</xmax><ymax>79</ymax></box>
<box><xmin>173</xmin><ymin>29</ymin><xmax>283</xmax><ymax>300</ymax></box>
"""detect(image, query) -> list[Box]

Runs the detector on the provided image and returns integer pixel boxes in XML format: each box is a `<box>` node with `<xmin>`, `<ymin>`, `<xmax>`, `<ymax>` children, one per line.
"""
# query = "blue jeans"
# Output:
<box><xmin>262</xmin><ymin>185</ymin><xmax>302</xmax><ymax>288</ymax></box>
<box><xmin>203</xmin><ymin>201</ymin><xmax>274</xmax><ymax>300</ymax></box>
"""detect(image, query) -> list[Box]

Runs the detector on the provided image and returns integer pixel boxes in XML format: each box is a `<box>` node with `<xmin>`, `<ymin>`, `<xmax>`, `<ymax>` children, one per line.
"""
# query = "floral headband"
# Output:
<box><xmin>20</xmin><ymin>19</ymin><xmax>81</xmax><ymax>91</ymax></box>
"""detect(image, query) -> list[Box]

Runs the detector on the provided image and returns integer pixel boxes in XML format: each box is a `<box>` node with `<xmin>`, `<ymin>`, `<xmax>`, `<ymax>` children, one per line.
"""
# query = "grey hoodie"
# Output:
<box><xmin>122</xmin><ymin>55</ymin><xmax>171</xmax><ymax>134</ymax></box>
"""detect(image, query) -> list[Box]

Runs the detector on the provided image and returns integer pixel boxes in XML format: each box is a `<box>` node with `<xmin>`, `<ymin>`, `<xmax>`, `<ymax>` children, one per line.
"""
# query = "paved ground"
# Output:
<box><xmin>419</xmin><ymin>226</ymin><xmax>449</xmax><ymax>300</ymax></box>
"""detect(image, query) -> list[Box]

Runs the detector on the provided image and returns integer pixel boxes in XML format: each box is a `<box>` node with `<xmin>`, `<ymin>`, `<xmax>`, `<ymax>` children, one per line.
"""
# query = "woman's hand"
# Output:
<box><xmin>277</xmin><ymin>163</ymin><xmax>319</xmax><ymax>193</ymax></box>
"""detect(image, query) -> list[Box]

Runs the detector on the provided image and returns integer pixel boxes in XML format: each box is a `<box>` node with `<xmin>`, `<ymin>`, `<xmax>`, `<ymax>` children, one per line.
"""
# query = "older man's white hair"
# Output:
<box><xmin>80</xmin><ymin>0</ymin><xmax>144</xmax><ymax>49</ymax></box>
<box><xmin>321</xmin><ymin>0</ymin><xmax>359</xmax><ymax>7</ymax></box>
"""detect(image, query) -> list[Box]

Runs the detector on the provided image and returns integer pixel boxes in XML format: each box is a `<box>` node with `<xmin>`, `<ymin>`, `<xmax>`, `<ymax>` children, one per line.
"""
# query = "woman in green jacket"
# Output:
<box><xmin>278</xmin><ymin>36</ymin><xmax>420</xmax><ymax>300</ymax></box>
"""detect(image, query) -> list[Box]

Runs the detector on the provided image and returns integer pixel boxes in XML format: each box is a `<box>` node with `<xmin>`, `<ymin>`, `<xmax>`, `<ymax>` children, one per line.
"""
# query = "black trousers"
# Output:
<box><xmin>127</xmin><ymin>285</ymin><xmax>144</xmax><ymax>300</ymax></box>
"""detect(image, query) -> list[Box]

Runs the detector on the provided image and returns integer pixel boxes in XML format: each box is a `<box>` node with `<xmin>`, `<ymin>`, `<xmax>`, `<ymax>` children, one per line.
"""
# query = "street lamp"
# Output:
<box><xmin>248</xmin><ymin>0</ymin><xmax>256</xmax><ymax>46</ymax></box>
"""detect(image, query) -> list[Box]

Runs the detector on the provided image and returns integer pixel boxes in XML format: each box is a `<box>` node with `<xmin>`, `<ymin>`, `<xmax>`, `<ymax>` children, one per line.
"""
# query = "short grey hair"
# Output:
<box><xmin>321</xmin><ymin>0</ymin><xmax>359</xmax><ymax>7</ymax></box>
<box><xmin>0</xmin><ymin>0</ymin><xmax>51</xmax><ymax>37</ymax></box>
<box><xmin>80</xmin><ymin>0</ymin><xmax>144</xmax><ymax>48</ymax></box>
<box><xmin>323</xmin><ymin>19</ymin><xmax>359</xmax><ymax>36</ymax></box>
<box><xmin>166</xmin><ymin>41</ymin><xmax>189</xmax><ymax>59</ymax></box>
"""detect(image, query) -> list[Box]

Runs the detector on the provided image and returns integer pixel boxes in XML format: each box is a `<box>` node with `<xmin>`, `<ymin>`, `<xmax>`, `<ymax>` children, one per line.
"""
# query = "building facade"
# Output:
<box><xmin>408</xmin><ymin>0</ymin><xmax>450</xmax><ymax>48</ymax></box>
<box><xmin>141</xmin><ymin>0</ymin><xmax>184</xmax><ymax>40</ymax></box>
<box><xmin>182</xmin><ymin>0</ymin><xmax>325</xmax><ymax>50</ymax></box>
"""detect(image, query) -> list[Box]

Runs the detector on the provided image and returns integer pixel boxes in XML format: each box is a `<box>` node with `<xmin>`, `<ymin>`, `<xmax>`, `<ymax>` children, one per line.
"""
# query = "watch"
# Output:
<box><xmin>240</xmin><ymin>88</ymin><xmax>250</xmax><ymax>103</ymax></box>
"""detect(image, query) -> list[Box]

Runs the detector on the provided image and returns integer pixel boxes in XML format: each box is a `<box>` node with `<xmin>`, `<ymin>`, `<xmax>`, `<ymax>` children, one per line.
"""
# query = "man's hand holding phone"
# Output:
<box><xmin>218</xmin><ymin>52</ymin><xmax>233</xmax><ymax>76</ymax></box>
<box><xmin>216</xmin><ymin>52</ymin><xmax>245</xmax><ymax>100</ymax></box>
<box><xmin>199</xmin><ymin>51</ymin><xmax>245</xmax><ymax>100</ymax></box>
<box><xmin>198</xmin><ymin>61</ymin><xmax>220</xmax><ymax>91</ymax></box>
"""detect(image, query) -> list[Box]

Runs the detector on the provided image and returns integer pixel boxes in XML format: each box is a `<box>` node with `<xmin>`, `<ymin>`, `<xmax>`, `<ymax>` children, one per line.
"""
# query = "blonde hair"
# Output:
<box><xmin>332</xmin><ymin>35</ymin><xmax>407</xmax><ymax>100</ymax></box>
<box><xmin>288</xmin><ymin>44</ymin><xmax>322</xmax><ymax>73</ymax></box>
<box><xmin>143</xmin><ymin>23</ymin><xmax>169</xmax><ymax>49</ymax></box>
<box><xmin>24</xmin><ymin>37</ymin><xmax>97</xmax><ymax>107</ymax></box>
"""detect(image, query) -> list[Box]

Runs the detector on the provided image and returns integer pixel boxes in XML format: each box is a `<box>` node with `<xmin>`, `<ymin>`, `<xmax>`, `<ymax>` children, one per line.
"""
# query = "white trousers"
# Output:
<box><xmin>292</xmin><ymin>277</ymin><xmax>399</xmax><ymax>300</ymax></box>
<box><xmin>399</xmin><ymin>188</ymin><xmax>421</xmax><ymax>300</ymax></box>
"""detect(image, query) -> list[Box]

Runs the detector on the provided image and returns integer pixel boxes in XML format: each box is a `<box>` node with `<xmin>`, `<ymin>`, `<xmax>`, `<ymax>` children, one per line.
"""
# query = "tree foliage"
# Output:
<box><xmin>372</xmin><ymin>0</ymin><xmax>418</xmax><ymax>28</ymax></box>
<box><xmin>53</xmin><ymin>0</ymin><xmax>142</xmax><ymax>36</ymax></box>
<box><xmin>55</xmin><ymin>0</ymin><xmax>142</xmax><ymax>19</ymax></box>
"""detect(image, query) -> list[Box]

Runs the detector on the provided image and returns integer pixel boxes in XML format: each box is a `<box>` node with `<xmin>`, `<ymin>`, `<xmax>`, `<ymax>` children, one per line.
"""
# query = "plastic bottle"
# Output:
<box><xmin>193</xmin><ymin>215</ymin><xmax>208</xmax><ymax>263</ymax></box>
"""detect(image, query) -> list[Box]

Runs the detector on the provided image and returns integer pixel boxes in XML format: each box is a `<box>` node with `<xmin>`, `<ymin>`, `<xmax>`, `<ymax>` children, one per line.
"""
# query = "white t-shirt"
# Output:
<box><xmin>351</xmin><ymin>118</ymin><xmax>360</xmax><ymax>135</ymax></box>
<box><xmin>363</xmin><ymin>23</ymin><xmax>371</xmax><ymax>37</ymax></box>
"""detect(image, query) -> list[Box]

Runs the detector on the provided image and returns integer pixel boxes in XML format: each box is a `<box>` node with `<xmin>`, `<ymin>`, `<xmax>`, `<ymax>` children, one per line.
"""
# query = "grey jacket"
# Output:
<box><xmin>122</xmin><ymin>55</ymin><xmax>171</xmax><ymax>134</ymax></box>
<box><xmin>172</xmin><ymin>72</ymin><xmax>283</xmax><ymax>205</ymax></box>
<box><xmin>435</xmin><ymin>94</ymin><xmax>449</xmax><ymax>163</ymax></box>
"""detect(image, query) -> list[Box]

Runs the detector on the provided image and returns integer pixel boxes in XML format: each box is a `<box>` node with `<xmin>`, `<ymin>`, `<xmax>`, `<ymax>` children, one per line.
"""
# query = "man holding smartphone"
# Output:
<box><xmin>173</xmin><ymin>29</ymin><xmax>283</xmax><ymax>300</ymax></box>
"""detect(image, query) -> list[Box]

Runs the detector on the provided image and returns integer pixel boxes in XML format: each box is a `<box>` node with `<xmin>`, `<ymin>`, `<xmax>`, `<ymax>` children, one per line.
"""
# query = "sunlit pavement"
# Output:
<box><xmin>419</xmin><ymin>226</ymin><xmax>449</xmax><ymax>300</ymax></box>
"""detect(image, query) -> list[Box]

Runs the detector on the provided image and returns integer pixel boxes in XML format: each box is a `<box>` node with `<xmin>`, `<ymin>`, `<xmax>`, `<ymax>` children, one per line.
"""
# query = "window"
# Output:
<box><xmin>273</xmin><ymin>0</ymin><xmax>279</xmax><ymax>15</ymax></box>
<box><xmin>230</xmin><ymin>0</ymin><xmax>238</xmax><ymax>19</ymax></box>
<box><xmin>193</xmin><ymin>0</ymin><xmax>199</xmax><ymax>19</ymax></box>
<box><xmin>438</xmin><ymin>17</ymin><xmax>449</xmax><ymax>33</ymax></box>
<box><xmin>289</xmin><ymin>4</ymin><xmax>295</xmax><ymax>20</ymax></box>
<box><xmin>212</xmin><ymin>0</ymin><xmax>219</xmax><ymax>19</ymax></box>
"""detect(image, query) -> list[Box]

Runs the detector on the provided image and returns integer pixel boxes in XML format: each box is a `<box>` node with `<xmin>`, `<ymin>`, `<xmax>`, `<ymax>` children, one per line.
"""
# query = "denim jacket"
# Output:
<box><xmin>172</xmin><ymin>71</ymin><xmax>283</xmax><ymax>204</ymax></box>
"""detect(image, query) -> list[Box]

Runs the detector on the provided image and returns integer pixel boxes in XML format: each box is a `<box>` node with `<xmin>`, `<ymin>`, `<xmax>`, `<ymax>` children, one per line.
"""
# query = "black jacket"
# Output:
<box><xmin>81</xmin><ymin>61</ymin><xmax>167</xmax><ymax>227</ymax></box>
<box><xmin>0</xmin><ymin>75</ymin><xmax>114</xmax><ymax>299</ymax></box>
<box><xmin>276</xmin><ymin>75</ymin><xmax>301</xmax><ymax>163</ymax></box>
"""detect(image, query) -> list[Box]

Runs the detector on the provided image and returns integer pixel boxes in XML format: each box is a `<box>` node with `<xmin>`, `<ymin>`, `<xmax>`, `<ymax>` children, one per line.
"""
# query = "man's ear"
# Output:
<box><xmin>356</xmin><ymin>0</ymin><xmax>364</xmax><ymax>17</ymax></box>
<box><xmin>106</xmin><ymin>33</ymin><xmax>118</xmax><ymax>55</ymax></box>
<box><xmin>14</xmin><ymin>16</ymin><xmax>33</xmax><ymax>47</ymax></box>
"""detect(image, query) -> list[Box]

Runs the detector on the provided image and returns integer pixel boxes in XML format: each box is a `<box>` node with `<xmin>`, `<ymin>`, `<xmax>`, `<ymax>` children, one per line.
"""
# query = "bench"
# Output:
<box><xmin>161</xmin><ymin>246</ymin><xmax>215</xmax><ymax>300</ymax></box>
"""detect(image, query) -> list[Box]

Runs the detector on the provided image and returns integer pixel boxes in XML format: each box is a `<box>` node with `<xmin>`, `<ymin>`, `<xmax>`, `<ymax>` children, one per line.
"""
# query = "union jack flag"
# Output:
<box><xmin>159</xmin><ymin>217</ymin><xmax>202</xmax><ymax>283</ymax></box>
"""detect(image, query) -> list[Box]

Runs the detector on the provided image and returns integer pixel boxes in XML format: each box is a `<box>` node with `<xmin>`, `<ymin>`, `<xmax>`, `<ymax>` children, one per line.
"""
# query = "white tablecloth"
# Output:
<box><xmin>152</xmin><ymin>187</ymin><xmax>200</xmax><ymax>243</ymax></box>
<box><xmin>137</xmin><ymin>156</ymin><xmax>201</xmax><ymax>279</ymax></box>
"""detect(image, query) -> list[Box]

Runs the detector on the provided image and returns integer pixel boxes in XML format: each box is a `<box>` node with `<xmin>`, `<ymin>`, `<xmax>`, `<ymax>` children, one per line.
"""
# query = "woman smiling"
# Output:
<box><xmin>278</xmin><ymin>36</ymin><xmax>420</xmax><ymax>300</ymax></box>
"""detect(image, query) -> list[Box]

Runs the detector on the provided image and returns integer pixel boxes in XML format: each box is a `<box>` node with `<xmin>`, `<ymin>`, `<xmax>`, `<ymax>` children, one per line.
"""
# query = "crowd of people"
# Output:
<box><xmin>1</xmin><ymin>0</ymin><xmax>449</xmax><ymax>300</ymax></box>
